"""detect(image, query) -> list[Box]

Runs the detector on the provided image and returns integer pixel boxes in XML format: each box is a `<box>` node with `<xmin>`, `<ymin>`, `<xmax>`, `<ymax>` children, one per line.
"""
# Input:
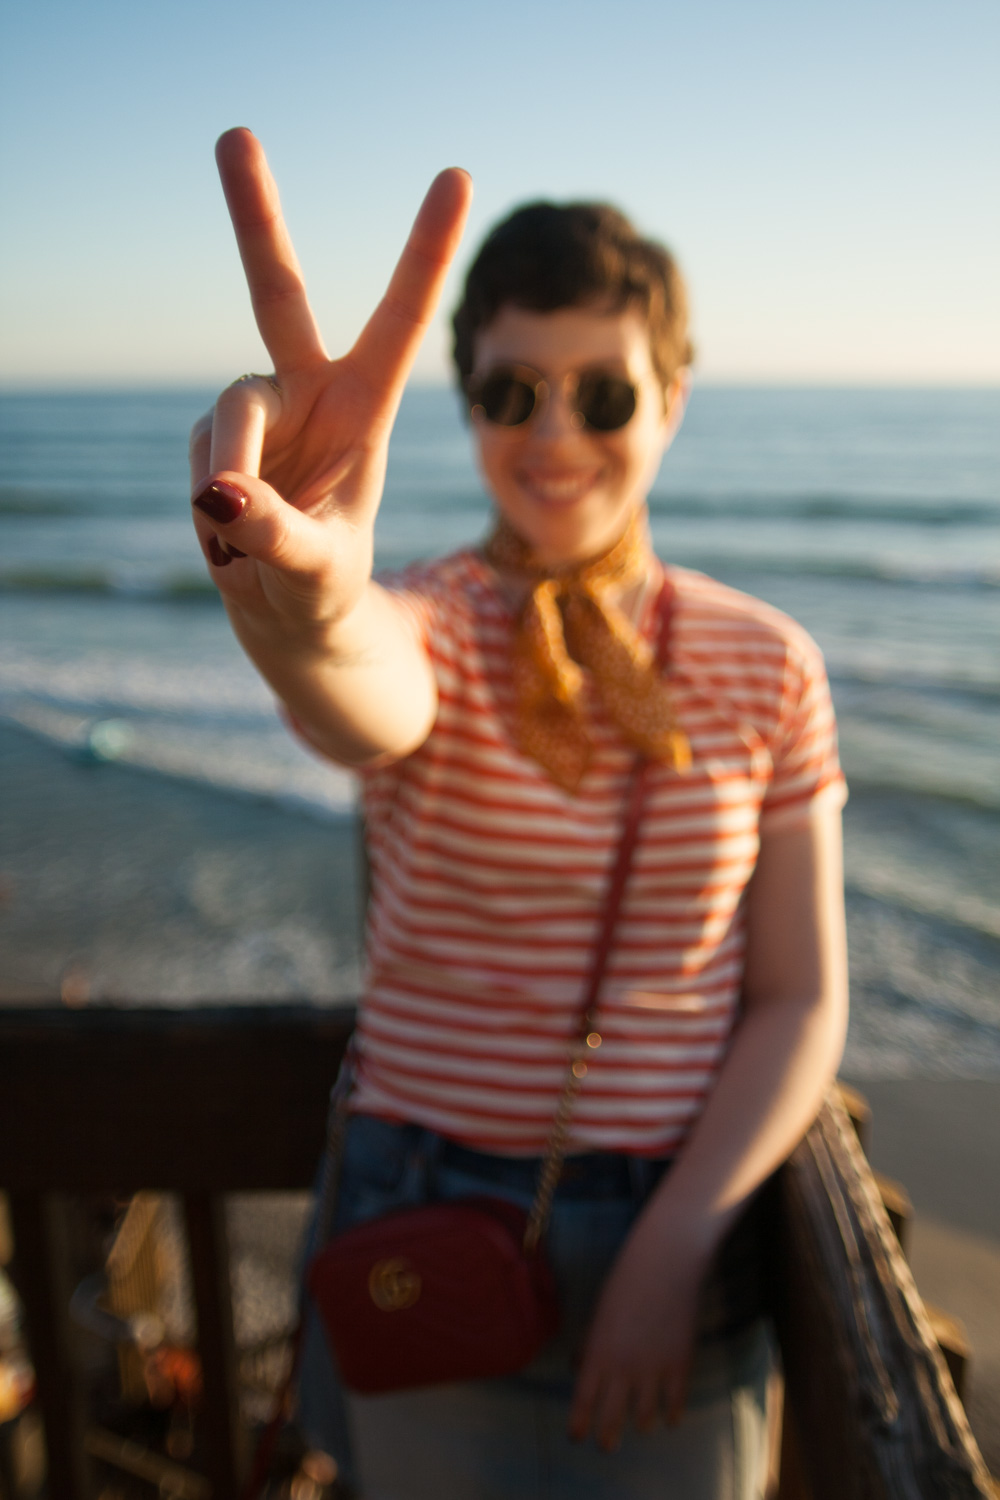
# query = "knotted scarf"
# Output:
<box><xmin>483</xmin><ymin>508</ymin><xmax>691</xmax><ymax>791</ymax></box>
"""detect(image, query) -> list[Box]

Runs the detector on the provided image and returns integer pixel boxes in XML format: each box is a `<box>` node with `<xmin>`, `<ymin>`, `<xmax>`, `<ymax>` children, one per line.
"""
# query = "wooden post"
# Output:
<box><xmin>7</xmin><ymin>1193</ymin><xmax>91</xmax><ymax>1500</ymax></box>
<box><xmin>183</xmin><ymin>1192</ymin><xmax>247</xmax><ymax>1500</ymax></box>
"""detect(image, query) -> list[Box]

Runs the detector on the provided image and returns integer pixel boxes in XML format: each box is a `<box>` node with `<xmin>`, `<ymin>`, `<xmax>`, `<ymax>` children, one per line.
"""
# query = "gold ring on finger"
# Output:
<box><xmin>232</xmin><ymin>372</ymin><xmax>282</xmax><ymax>395</ymax></box>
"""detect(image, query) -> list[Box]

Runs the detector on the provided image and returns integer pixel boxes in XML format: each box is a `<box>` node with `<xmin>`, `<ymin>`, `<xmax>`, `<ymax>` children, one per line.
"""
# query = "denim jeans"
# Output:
<box><xmin>298</xmin><ymin>1114</ymin><xmax>775</xmax><ymax>1500</ymax></box>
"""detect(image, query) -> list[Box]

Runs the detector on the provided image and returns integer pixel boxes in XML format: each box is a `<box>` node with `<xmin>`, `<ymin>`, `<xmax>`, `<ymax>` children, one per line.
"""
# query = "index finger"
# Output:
<box><xmin>215</xmin><ymin>128</ymin><xmax>329</xmax><ymax>376</ymax></box>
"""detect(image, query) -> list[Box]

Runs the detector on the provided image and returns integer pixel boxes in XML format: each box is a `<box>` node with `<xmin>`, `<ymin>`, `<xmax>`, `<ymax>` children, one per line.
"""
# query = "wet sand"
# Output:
<box><xmin>0</xmin><ymin>721</ymin><xmax>363</xmax><ymax>1004</ymax></box>
<box><xmin>841</xmin><ymin>1078</ymin><xmax>1000</xmax><ymax>1473</ymax></box>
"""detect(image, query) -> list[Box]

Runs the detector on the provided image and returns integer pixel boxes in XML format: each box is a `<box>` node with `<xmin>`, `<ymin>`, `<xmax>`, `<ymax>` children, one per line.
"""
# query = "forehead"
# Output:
<box><xmin>472</xmin><ymin>304</ymin><xmax>656</xmax><ymax>376</ymax></box>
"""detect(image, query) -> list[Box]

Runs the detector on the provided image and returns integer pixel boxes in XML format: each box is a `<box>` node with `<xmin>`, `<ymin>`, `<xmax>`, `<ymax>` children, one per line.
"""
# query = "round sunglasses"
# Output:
<box><xmin>466</xmin><ymin>364</ymin><xmax>639</xmax><ymax>432</ymax></box>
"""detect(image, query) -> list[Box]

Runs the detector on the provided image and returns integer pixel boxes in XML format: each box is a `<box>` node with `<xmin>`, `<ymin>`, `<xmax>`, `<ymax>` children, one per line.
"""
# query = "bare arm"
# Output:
<box><xmin>188</xmin><ymin>129</ymin><xmax>473</xmax><ymax>763</ymax></box>
<box><xmin>571</xmin><ymin>798</ymin><xmax>849</xmax><ymax>1449</ymax></box>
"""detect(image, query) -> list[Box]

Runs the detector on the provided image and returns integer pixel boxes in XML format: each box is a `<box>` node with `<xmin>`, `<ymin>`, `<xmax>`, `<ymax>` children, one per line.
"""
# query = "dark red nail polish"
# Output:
<box><xmin>223</xmin><ymin>543</ymin><xmax>247</xmax><ymax>559</ymax></box>
<box><xmin>208</xmin><ymin>534</ymin><xmax>233</xmax><ymax>568</ymax></box>
<box><xmin>193</xmin><ymin>480</ymin><xmax>247</xmax><ymax>524</ymax></box>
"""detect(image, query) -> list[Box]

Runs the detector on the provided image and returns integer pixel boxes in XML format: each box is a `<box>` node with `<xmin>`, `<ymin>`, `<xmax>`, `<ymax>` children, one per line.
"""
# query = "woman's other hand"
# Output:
<box><xmin>189</xmin><ymin>130</ymin><xmax>472</xmax><ymax>763</ymax></box>
<box><xmin>569</xmin><ymin>1211</ymin><xmax>710</xmax><ymax>1451</ymax></box>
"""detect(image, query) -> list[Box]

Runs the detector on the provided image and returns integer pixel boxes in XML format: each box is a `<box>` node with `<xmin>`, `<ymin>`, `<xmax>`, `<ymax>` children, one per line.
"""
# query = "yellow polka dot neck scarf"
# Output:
<box><xmin>483</xmin><ymin>507</ymin><xmax>691</xmax><ymax>792</ymax></box>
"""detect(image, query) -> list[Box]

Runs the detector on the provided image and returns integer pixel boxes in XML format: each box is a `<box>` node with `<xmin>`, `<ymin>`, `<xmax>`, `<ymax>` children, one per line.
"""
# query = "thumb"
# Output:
<box><xmin>191</xmin><ymin>471</ymin><xmax>331</xmax><ymax>577</ymax></box>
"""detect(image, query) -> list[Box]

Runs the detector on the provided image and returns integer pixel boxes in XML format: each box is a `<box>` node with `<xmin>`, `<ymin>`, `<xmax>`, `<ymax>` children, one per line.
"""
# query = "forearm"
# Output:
<box><xmin>227</xmin><ymin>580</ymin><xmax>438</xmax><ymax>765</ymax></box>
<box><xmin>643</xmin><ymin>982</ymin><xmax>847</xmax><ymax>1256</ymax></box>
<box><xmin>642</xmin><ymin>804</ymin><xmax>849</xmax><ymax>1255</ymax></box>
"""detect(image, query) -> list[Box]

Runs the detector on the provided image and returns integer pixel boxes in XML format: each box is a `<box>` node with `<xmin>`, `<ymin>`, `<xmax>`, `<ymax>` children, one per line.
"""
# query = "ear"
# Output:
<box><xmin>661</xmin><ymin>366</ymin><xmax>692</xmax><ymax>447</ymax></box>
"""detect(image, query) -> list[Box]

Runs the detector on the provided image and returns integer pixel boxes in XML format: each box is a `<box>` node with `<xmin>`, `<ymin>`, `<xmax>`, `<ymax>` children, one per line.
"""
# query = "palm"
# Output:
<box><xmin>253</xmin><ymin>373</ymin><xmax>382</xmax><ymax>515</ymax></box>
<box><xmin>190</xmin><ymin>129</ymin><xmax>471</xmax><ymax>617</ymax></box>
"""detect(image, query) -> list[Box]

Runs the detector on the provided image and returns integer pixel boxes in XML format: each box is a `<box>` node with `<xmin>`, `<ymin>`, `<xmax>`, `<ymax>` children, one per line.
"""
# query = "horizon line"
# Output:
<box><xmin>2</xmin><ymin>376</ymin><xmax>999</xmax><ymax>395</ymax></box>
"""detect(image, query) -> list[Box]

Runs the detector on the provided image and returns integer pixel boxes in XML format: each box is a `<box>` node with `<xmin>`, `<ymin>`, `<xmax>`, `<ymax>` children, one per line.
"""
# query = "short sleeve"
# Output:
<box><xmin>759</xmin><ymin>631</ymin><xmax>847</xmax><ymax>830</ymax></box>
<box><xmin>378</xmin><ymin>576</ymin><xmax>438</xmax><ymax>656</ymax></box>
<box><xmin>278</xmin><ymin>557</ymin><xmax>461</xmax><ymax>770</ymax></box>
<box><xmin>376</xmin><ymin>556</ymin><xmax>475</xmax><ymax>684</ymax></box>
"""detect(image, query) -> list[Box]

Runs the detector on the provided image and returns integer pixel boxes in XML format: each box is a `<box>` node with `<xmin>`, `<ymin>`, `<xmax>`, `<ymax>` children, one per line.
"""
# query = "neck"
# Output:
<box><xmin>485</xmin><ymin>504</ymin><xmax>652</xmax><ymax>575</ymax></box>
<box><xmin>482</xmin><ymin>505</ymin><xmax>657</xmax><ymax>622</ymax></box>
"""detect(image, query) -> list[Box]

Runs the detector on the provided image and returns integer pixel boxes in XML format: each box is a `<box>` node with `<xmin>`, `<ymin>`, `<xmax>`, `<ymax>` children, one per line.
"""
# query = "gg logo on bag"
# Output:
<box><xmin>368</xmin><ymin>1256</ymin><xmax>422</xmax><ymax>1311</ymax></box>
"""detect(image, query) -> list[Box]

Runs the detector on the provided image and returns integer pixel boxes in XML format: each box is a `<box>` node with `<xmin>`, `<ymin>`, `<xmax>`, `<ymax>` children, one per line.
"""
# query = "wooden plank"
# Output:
<box><xmin>0</xmin><ymin>1006</ymin><xmax>355</xmax><ymax>1192</ymax></box>
<box><xmin>837</xmin><ymin>1081</ymin><xmax>872</xmax><ymax>1154</ymax></box>
<box><xmin>924</xmin><ymin>1303</ymin><xmax>971</xmax><ymax>1403</ymax></box>
<box><xmin>84</xmin><ymin>1427</ymin><xmax>211</xmax><ymax>1499</ymax></box>
<box><xmin>773</xmin><ymin>1091</ymin><xmax>993</xmax><ymax>1500</ymax></box>
<box><xmin>873</xmin><ymin>1172</ymin><xmax>913</xmax><ymax>1256</ymax></box>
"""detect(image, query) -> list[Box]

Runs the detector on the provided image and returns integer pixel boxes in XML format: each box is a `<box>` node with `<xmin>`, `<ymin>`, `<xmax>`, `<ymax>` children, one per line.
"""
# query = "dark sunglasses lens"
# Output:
<box><xmin>479</xmin><ymin>374</ymin><xmax>537</xmax><ymax>426</ymax></box>
<box><xmin>577</xmin><ymin>375</ymin><xmax>637</xmax><ymax>431</ymax></box>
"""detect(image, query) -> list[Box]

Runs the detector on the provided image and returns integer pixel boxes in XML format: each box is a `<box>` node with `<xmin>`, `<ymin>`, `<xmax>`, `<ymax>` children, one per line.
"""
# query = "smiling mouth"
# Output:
<box><xmin>518</xmin><ymin>469</ymin><xmax>601</xmax><ymax>505</ymax></box>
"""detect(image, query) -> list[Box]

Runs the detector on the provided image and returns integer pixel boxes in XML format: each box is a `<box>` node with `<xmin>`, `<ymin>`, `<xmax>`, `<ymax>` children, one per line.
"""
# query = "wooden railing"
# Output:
<box><xmin>0</xmin><ymin>1006</ymin><xmax>993</xmax><ymax>1500</ymax></box>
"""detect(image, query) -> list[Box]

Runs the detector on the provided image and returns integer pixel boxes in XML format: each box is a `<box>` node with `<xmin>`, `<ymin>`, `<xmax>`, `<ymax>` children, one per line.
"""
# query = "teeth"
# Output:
<box><xmin>522</xmin><ymin>473</ymin><xmax>595</xmax><ymax>502</ymax></box>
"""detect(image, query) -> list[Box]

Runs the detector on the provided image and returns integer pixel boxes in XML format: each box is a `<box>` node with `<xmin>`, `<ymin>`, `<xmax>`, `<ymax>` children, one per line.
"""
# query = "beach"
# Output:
<box><xmin>0</xmin><ymin>720</ymin><xmax>362</xmax><ymax>1006</ymax></box>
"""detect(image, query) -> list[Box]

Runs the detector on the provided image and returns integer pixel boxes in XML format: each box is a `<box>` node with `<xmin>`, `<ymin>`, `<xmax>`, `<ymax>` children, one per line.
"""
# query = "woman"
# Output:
<box><xmin>190</xmin><ymin>128</ymin><xmax>848</xmax><ymax>1498</ymax></box>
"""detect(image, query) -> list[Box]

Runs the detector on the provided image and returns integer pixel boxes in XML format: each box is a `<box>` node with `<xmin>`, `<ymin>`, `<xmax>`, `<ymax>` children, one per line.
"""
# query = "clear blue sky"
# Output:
<box><xmin>2</xmin><ymin>0</ymin><xmax>997</xmax><ymax>385</ymax></box>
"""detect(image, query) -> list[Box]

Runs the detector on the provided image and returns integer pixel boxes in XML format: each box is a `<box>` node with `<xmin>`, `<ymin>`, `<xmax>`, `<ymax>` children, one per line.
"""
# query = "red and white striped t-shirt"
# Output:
<box><xmin>352</xmin><ymin>548</ymin><xmax>846</xmax><ymax>1157</ymax></box>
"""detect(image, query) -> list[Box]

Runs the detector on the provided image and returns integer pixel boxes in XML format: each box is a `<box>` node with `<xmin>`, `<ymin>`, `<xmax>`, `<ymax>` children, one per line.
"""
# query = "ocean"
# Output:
<box><xmin>1</xmin><ymin>385</ymin><xmax>998</xmax><ymax>1074</ymax></box>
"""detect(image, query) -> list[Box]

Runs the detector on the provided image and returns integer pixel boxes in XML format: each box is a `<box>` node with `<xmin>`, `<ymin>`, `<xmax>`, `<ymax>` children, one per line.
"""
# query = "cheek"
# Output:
<box><xmin>625</xmin><ymin>422</ymin><xmax>668</xmax><ymax>486</ymax></box>
<box><xmin>601</xmin><ymin>434</ymin><xmax>646</xmax><ymax>484</ymax></box>
<box><xmin>472</xmin><ymin>429</ymin><xmax>507</xmax><ymax>491</ymax></box>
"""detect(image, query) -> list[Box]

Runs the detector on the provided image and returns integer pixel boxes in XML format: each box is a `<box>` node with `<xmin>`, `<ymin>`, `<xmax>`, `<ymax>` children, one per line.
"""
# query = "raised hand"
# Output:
<box><xmin>191</xmin><ymin>128</ymin><xmax>471</xmax><ymax>616</ymax></box>
<box><xmin>189</xmin><ymin>130</ymin><xmax>472</xmax><ymax>762</ymax></box>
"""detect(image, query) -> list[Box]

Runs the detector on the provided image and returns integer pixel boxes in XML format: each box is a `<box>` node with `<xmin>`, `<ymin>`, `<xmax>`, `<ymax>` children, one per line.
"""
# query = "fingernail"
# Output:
<box><xmin>193</xmin><ymin>480</ymin><xmax>247</xmax><ymax>524</ymax></box>
<box><xmin>208</xmin><ymin>535</ymin><xmax>233</xmax><ymax>568</ymax></box>
<box><xmin>223</xmin><ymin>543</ymin><xmax>247</xmax><ymax>559</ymax></box>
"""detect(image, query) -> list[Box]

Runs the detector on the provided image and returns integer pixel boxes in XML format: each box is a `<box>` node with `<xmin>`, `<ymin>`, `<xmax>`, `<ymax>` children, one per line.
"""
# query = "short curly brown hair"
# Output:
<box><xmin>452</xmin><ymin>201</ymin><xmax>693</xmax><ymax>394</ymax></box>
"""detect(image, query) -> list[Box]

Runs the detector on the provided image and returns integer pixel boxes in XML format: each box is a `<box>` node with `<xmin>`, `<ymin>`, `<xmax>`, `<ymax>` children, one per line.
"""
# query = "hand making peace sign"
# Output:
<box><xmin>189</xmin><ymin>128</ymin><xmax>472</xmax><ymax>628</ymax></box>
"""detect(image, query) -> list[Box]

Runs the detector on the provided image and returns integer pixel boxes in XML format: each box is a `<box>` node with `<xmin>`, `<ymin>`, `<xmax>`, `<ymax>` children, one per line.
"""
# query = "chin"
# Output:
<box><xmin>513</xmin><ymin>499</ymin><xmax>634</xmax><ymax>564</ymax></box>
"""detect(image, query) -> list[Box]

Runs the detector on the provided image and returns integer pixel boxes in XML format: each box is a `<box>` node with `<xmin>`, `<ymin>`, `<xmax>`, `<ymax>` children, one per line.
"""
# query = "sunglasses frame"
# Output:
<box><xmin>465</xmin><ymin>363</ymin><xmax>640</xmax><ymax>433</ymax></box>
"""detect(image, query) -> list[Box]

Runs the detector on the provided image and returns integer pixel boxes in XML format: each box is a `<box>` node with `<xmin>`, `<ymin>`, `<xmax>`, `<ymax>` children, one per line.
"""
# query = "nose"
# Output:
<box><xmin>533</xmin><ymin>378</ymin><xmax>585</xmax><ymax>438</ymax></box>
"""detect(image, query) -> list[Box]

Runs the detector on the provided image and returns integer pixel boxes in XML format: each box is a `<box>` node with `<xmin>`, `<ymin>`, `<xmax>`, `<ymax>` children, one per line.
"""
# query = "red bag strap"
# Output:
<box><xmin>524</xmin><ymin>572</ymin><xmax>678</xmax><ymax>1248</ymax></box>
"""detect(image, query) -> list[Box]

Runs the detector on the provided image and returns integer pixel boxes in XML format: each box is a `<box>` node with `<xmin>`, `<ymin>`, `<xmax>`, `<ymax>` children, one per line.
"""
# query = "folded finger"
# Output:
<box><xmin>594</xmin><ymin>1377</ymin><xmax>631</xmax><ymax>1453</ymax></box>
<box><xmin>191</xmin><ymin>470</ymin><xmax>329</xmax><ymax>578</ymax></box>
<box><xmin>215</xmin><ymin>128</ymin><xmax>328</xmax><ymax>376</ymax></box>
<box><xmin>568</xmin><ymin>1362</ymin><xmax>603</xmax><ymax>1443</ymax></box>
<box><xmin>634</xmin><ymin>1374</ymin><xmax>662</xmax><ymax>1434</ymax></box>
<box><xmin>190</xmin><ymin>408</ymin><xmax>214</xmax><ymax>449</ymax></box>
<box><xmin>189</xmin><ymin>420</ymin><xmax>212</xmax><ymax>496</ymax></box>
<box><xmin>665</xmin><ymin>1362</ymin><xmax>691</xmax><ymax>1427</ymax></box>
<box><xmin>350</xmin><ymin>166</ymin><xmax>473</xmax><ymax>415</ymax></box>
<box><xmin>209</xmin><ymin>376</ymin><xmax>282</xmax><ymax>477</ymax></box>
